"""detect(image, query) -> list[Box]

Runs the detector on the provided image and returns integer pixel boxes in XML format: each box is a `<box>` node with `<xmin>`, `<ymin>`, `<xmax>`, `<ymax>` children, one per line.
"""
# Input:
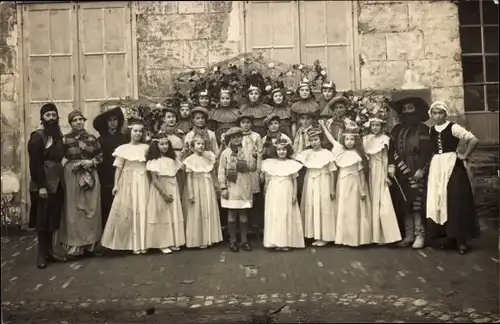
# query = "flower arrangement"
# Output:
<box><xmin>342</xmin><ymin>90</ymin><xmax>391</xmax><ymax>133</ymax></box>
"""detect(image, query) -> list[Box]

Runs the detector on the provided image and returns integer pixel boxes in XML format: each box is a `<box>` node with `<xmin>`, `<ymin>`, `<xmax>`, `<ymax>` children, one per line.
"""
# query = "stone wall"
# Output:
<box><xmin>136</xmin><ymin>1</ymin><xmax>243</xmax><ymax>99</ymax></box>
<box><xmin>358</xmin><ymin>1</ymin><xmax>465</xmax><ymax>117</ymax></box>
<box><xmin>0</xmin><ymin>2</ymin><xmax>22</xmax><ymax>224</ymax></box>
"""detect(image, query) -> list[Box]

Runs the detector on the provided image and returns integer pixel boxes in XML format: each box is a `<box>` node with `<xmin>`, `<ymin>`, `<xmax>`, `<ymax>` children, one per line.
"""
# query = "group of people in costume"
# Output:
<box><xmin>28</xmin><ymin>77</ymin><xmax>480</xmax><ymax>270</ymax></box>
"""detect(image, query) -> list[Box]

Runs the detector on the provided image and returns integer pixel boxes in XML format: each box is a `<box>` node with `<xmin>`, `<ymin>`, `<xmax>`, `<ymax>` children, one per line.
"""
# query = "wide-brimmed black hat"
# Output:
<box><xmin>391</xmin><ymin>96</ymin><xmax>430</xmax><ymax>122</ymax></box>
<box><xmin>93</xmin><ymin>106</ymin><xmax>124</xmax><ymax>134</ymax></box>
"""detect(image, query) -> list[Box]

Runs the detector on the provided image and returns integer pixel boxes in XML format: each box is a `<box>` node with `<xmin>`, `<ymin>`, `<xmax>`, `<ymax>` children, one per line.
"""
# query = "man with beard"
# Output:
<box><xmin>388</xmin><ymin>97</ymin><xmax>433</xmax><ymax>250</ymax></box>
<box><xmin>92</xmin><ymin>105</ymin><xmax>125</xmax><ymax>227</ymax></box>
<box><xmin>28</xmin><ymin>103</ymin><xmax>68</xmax><ymax>269</ymax></box>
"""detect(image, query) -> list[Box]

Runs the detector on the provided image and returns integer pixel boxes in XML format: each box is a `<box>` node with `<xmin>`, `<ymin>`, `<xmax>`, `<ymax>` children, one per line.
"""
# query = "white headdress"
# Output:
<box><xmin>429</xmin><ymin>100</ymin><xmax>449</xmax><ymax>116</ymax></box>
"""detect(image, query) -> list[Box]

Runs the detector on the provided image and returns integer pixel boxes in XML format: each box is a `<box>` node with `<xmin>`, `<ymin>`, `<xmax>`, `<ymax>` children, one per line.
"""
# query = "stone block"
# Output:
<box><xmin>408</xmin><ymin>58</ymin><xmax>463</xmax><ymax>89</ymax></box>
<box><xmin>138</xmin><ymin>69</ymin><xmax>175</xmax><ymax>98</ymax></box>
<box><xmin>137</xmin><ymin>14</ymin><xmax>195</xmax><ymax>42</ymax></box>
<box><xmin>360</xmin><ymin>33</ymin><xmax>387</xmax><ymax>62</ymax></box>
<box><xmin>207</xmin><ymin>40</ymin><xmax>241</xmax><ymax>65</ymax></box>
<box><xmin>206</xmin><ymin>1</ymin><xmax>233</xmax><ymax>13</ymax></box>
<box><xmin>431</xmin><ymin>86</ymin><xmax>464</xmax><ymax>103</ymax></box>
<box><xmin>178</xmin><ymin>1</ymin><xmax>205</xmax><ymax>14</ymax></box>
<box><xmin>358</xmin><ymin>3</ymin><xmax>409</xmax><ymax>33</ymax></box>
<box><xmin>360</xmin><ymin>61</ymin><xmax>407</xmax><ymax>89</ymax></box>
<box><xmin>195</xmin><ymin>13</ymin><xmax>229</xmax><ymax>40</ymax></box>
<box><xmin>138</xmin><ymin>41</ymin><xmax>184</xmax><ymax>70</ymax></box>
<box><xmin>183</xmin><ymin>40</ymin><xmax>209</xmax><ymax>68</ymax></box>
<box><xmin>137</xmin><ymin>1</ymin><xmax>178</xmax><ymax>15</ymax></box>
<box><xmin>408</xmin><ymin>2</ymin><xmax>461</xmax><ymax>59</ymax></box>
<box><xmin>386</xmin><ymin>30</ymin><xmax>424</xmax><ymax>61</ymax></box>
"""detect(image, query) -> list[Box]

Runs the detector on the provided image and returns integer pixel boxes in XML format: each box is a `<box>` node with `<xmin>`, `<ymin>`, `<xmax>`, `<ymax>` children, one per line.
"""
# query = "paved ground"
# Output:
<box><xmin>1</xmin><ymin>219</ymin><xmax>499</xmax><ymax>323</ymax></box>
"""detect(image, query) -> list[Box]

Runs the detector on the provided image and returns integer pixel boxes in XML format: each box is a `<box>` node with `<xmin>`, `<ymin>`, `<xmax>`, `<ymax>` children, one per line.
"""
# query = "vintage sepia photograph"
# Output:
<box><xmin>0</xmin><ymin>0</ymin><xmax>498</xmax><ymax>323</ymax></box>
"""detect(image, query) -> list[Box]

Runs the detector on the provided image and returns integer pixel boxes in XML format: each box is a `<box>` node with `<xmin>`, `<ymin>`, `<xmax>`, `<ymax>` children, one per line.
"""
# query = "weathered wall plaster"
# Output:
<box><xmin>136</xmin><ymin>1</ymin><xmax>242</xmax><ymax>99</ymax></box>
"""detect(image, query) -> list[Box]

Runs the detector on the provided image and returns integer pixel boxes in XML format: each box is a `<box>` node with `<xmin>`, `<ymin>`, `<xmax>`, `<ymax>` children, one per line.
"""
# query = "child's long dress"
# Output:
<box><xmin>101</xmin><ymin>143</ymin><xmax>149</xmax><ymax>251</ymax></box>
<box><xmin>363</xmin><ymin>134</ymin><xmax>402</xmax><ymax>244</ymax></box>
<box><xmin>333</xmin><ymin>143</ymin><xmax>372</xmax><ymax>247</ymax></box>
<box><xmin>182</xmin><ymin>151</ymin><xmax>223</xmax><ymax>247</ymax></box>
<box><xmin>262</xmin><ymin>158</ymin><xmax>305</xmax><ymax>248</ymax></box>
<box><xmin>296</xmin><ymin>149</ymin><xmax>337</xmax><ymax>242</ymax></box>
<box><xmin>145</xmin><ymin>157</ymin><xmax>185</xmax><ymax>249</ymax></box>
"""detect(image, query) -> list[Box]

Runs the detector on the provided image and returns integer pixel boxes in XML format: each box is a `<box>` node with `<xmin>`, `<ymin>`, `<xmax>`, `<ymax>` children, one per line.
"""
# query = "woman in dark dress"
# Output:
<box><xmin>425</xmin><ymin>101</ymin><xmax>480</xmax><ymax>255</ymax></box>
<box><xmin>93</xmin><ymin>106</ymin><xmax>125</xmax><ymax>227</ymax></box>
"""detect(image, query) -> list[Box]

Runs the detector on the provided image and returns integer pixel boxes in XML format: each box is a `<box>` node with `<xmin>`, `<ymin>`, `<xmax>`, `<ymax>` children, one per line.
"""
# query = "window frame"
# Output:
<box><xmin>459</xmin><ymin>0</ymin><xmax>499</xmax><ymax>112</ymax></box>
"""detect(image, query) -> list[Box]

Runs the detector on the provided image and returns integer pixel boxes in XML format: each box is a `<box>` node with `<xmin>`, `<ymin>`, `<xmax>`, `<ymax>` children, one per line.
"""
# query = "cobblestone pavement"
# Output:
<box><xmin>1</xmin><ymin>219</ymin><xmax>499</xmax><ymax>323</ymax></box>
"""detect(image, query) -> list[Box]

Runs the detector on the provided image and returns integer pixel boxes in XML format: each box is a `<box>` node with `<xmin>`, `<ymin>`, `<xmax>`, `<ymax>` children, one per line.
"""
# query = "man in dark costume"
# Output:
<box><xmin>28</xmin><ymin>103</ymin><xmax>68</xmax><ymax>269</ymax></box>
<box><xmin>388</xmin><ymin>97</ymin><xmax>433</xmax><ymax>250</ymax></box>
<box><xmin>92</xmin><ymin>105</ymin><xmax>125</xmax><ymax>227</ymax></box>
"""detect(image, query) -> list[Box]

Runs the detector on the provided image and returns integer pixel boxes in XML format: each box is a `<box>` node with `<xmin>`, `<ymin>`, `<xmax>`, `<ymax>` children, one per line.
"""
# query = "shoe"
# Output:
<box><xmin>241</xmin><ymin>242</ymin><xmax>252</xmax><ymax>251</ymax></box>
<box><xmin>312</xmin><ymin>241</ymin><xmax>319</xmax><ymax>246</ymax></box>
<box><xmin>37</xmin><ymin>254</ymin><xmax>47</xmax><ymax>269</ymax></box>
<box><xmin>229</xmin><ymin>241</ymin><xmax>239</xmax><ymax>252</ymax></box>
<box><xmin>47</xmin><ymin>252</ymin><xmax>68</xmax><ymax>263</ymax></box>
<box><xmin>281</xmin><ymin>247</ymin><xmax>290</xmax><ymax>252</ymax></box>
<box><xmin>133</xmin><ymin>250</ymin><xmax>141</xmax><ymax>255</ymax></box>
<box><xmin>315</xmin><ymin>241</ymin><xmax>328</xmax><ymax>247</ymax></box>
<box><xmin>161</xmin><ymin>248</ymin><xmax>172</xmax><ymax>254</ymax></box>
<box><xmin>274</xmin><ymin>247</ymin><xmax>282</xmax><ymax>251</ymax></box>
<box><xmin>170</xmin><ymin>246</ymin><xmax>180</xmax><ymax>251</ymax></box>
<box><xmin>199</xmin><ymin>245</ymin><xmax>208</xmax><ymax>249</ymax></box>
<box><xmin>412</xmin><ymin>235</ymin><xmax>425</xmax><ymax>249</ymax></box>
<box><xmin>457</xmin><ymin>239</ymin><xmax>469</xmax><ymax>255</ymax></box>
<box><xmin>397</xmin><ymin>236</ymin><xmax>414</xmax><ymax>247</ymax></box>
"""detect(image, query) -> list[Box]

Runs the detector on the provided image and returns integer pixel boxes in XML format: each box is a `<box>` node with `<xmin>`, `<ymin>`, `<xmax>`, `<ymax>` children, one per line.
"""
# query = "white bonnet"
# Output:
<box><xmin>428</xmin><ymin>100</ymin><xmax>449</xmax><ymax>116</ymax></box>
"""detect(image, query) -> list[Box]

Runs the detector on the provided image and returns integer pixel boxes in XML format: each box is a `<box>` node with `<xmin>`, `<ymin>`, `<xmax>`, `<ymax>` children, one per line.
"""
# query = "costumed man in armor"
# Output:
<box><xmin>388</xmin><ymin>97</ymin><xmax>433</xmax><ymax>249</ymax></box>
<box><xmin>93</xmin><ymin>105</ymin><xmax>125</xmax><ymax>227</ymax></box>
<box><xmin>28</xmin><ymin>103</ymin><xmax>68</xmax><ymax>269</ymax></box>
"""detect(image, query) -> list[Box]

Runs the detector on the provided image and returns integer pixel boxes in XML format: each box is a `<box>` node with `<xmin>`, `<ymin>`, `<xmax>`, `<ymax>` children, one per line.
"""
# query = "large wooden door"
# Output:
<box><xmin>299</xmin><ymin>0</ymin><xmax>355</xmax><ymax>90</ymax></box>
<box><xmin>244</xmin><ymin>1</ymin><xmax>301</xmax><ymax>64</ymax></box>
<box><xmin>244</xmin><ymin>0</ymin><xmax>357</xmax><ymax>90</ymax></box>
<box><xmin>22</xmin><ymin>2</ymin><xmax>79</xmax><ymax>135</ymax></box>
<box><xmin>20</xmin><ymin>1</ymin><xmax>136</xmax><ymax>225</ymax></box>
<box><xmin>77</xmin><ymin>1</ymin><xmax>135</xmax><ymax>132</ymax></box>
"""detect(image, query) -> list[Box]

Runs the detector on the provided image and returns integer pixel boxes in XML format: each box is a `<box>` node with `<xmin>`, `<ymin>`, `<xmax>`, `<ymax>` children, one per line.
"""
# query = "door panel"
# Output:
<box><xmin>77</xmin><ymin>2</ymin><xmax>133</xmax><ymax>134</ymax></box>
<box><xmin>23</xmin><ymin>3</ymin><xmax>79</xmax><ymax>135</ymax></box>
<box><xmin>245</xmin><ymin>1</ymin><xmax>300</xmax><ymax>64</ymax></box>
<box><xmin>299</xmin><ymin>0</ymin><xmax>354</xmax><ymax>90</ymax></box>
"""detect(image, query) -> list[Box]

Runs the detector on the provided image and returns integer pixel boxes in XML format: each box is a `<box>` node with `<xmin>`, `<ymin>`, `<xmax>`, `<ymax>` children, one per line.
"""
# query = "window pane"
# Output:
<box><xmin>462</xmin><ymin>56</ymin><xmax>485</xmax><ymax>83</ymax></box>
<box><xmin>459</xmin><ymin>27</ymin><xmax>483</xmax><ymax>53</ymax></box>
<box><xmin>464</xmin><ymin>85</ymin><xmax>486</xmax><ymax>111</ymax></box>
<box><xmin>486</xmin><ymin>55</ymin><xmax>499</xmax><ymax>82</ymax></box>
<box><xmin>486</xmin><ymin>84</ymin><xmax>499</xmax><ymax>112</ymax></box>
<box><xmin>484</xmin><ymin>26</ymin><xmax>499</xmax><ymax>53</ymax></box>
<box><xmin>459</xmin><ymin>0</ymin><xmax>481</xmax><ymax>25</ymax></box>
<box><xmin>482</xmin><ymin>0</ymin><xmax>499</xmax><ymax>25</ymax></box>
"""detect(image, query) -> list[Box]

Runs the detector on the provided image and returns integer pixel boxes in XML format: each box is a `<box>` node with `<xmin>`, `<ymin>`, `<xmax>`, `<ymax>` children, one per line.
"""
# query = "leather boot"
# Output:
<box><xmin>46</xmin><ymin>232</ymin><xmax>67</xmax><ymax>263</ymax></box>
<box><xmin>397</xmin><ymin>214</ymin><xmax>415</xmax><ymax>247</ymax></box>
<box><xmin>36</xmin><ymin>231</ymin><xmax>48</xmax><ymax>269</ymax></box>
<box><xmin>412</xmin><ymin>213</ymin><xmax>425</xmax><ymax>249</ymax></box>
<box><xmin>457</xmin><ymin>238</ymin><xmax>469</xmax><ymax>255</ymax></box>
